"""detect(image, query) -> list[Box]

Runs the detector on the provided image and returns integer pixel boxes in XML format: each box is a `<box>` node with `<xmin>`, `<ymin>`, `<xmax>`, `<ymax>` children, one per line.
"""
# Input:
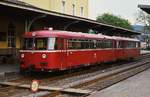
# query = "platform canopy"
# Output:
<box><xmin>138</xmin><ymin>4</ymin><xmax>150</xmax><ymax>14</ymax></box>
<box><xmin>0</xmin><ymin>0</ymin><xmax>140</xmax><ymax>36</ymax></box>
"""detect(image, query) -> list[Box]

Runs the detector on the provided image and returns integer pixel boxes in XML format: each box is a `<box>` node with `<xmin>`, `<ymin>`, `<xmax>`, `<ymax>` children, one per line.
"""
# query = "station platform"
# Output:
<box><xmin>0</xmin><ymin>64</ymin><xmax>19</xmax><ymax>81</ymax></box>
<box><xmin>141</xmin><ymin>50</ymin><xmax>150</xmax><ymax>54</ymax></box>
<box><xmin>0</xmin><ymin>64</ymin><xmax>19</xmax><ymax>74</ymax></box>
<box><xmin>88</xmin><ymin>68</ymin><xmax>150</xmax><ymax>97</ymax></box>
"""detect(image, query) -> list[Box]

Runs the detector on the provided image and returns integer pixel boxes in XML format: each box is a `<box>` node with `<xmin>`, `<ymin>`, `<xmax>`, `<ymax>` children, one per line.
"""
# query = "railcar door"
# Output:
<box><xmin>60</xmin><ymin>38</ymin><xmax>67</xmax><ymax>70</ymax></box>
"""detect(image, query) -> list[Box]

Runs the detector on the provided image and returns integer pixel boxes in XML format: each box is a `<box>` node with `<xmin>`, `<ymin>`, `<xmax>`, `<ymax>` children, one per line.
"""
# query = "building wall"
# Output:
<box><xmin>0</xmin><ymin>16</ymin><xmax>8</xmax><ymax>48</ymax></box>
<box><xmin>19</xmin><ymin>0</ymin><xmax>88</xmax><ymax>18</ymax></box>
<box><xmin>19</xmin><ymin>0</ymin><xmax>51</xmax><ymax>11</ymax></box>
<box><xmin>0</xmin><ymin>16</ymin><xmax>25</xmax><ymax>49</ymax></box>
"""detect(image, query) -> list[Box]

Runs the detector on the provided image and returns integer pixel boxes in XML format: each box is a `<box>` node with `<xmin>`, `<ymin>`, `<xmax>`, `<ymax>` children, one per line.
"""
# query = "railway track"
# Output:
<box><xmin>10</xmin><ymin>53</ymin><xmax>148</xmax><ymax>85</ymax></box>
<box><xmin>42</xmin><ymin>56</ymin><xmax>150</xmax><ymax>97</ymax></box>
<box><xmin>0</xmin><ymin>53</ymin><xmax>150</xmax><ymax>97</ymax></box>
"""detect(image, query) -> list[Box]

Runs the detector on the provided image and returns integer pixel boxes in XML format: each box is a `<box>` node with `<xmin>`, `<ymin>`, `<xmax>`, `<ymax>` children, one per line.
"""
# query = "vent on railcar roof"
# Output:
<box><xmin>44</xmin><ymin>27</ymin><xmax>53</xmax><ymax>31</ymax></box>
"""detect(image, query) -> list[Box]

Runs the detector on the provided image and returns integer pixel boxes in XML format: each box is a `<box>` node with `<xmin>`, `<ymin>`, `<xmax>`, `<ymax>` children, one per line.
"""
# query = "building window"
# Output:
<box><xmin>61</xmin><ymin>0</ymin><xmax>65</xmax><ymax>13</ymax></box>
<box><xmin>81</xmin><ymin>7</ymin><xmax>84</xmax><ymax>16</ymax></box>
<box><xmin>8</xmin><ymin>21</ymin><xmax>16</xmax><ymax>48</ymax></box>
<box><xmin>72</xmin><ymin>4</ymin><xmax>75</xmax><ymax>15</ymax></box>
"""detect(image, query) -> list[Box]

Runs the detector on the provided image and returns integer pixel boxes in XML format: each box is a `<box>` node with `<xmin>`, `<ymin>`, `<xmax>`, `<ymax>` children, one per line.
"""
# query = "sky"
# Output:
<box><xmin>89</xmin><ymin>0</ymin><xmax>150</xmax><ymax>25</ymax></box>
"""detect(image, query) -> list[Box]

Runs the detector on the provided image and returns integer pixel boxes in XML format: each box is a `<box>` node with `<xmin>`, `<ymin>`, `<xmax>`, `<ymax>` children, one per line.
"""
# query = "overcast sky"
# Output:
<box><xmin>89</xmin><ymin>0</ymin><xmax>150</xmax><ymax>25</ymax></box>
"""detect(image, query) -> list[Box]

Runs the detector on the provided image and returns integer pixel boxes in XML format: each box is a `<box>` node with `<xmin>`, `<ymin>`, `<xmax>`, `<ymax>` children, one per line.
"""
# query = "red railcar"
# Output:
<box><xmin>19</xmin><ymin>30</ymin><xmax>140</xmax><ymax>72</ymax></box>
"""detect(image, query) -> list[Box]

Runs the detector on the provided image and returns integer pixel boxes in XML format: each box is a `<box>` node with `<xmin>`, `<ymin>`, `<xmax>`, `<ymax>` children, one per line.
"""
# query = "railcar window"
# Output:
<box><xmin>103</xmin><ymin>40</ymin><xmax>113</xmax><ymax>48</ymax></box>
<box><xmin>85</xmin><ymin>39</ymin><xmax>90</xmax><ymax>49</ymax></box>
<box><xmin>68</xmin><ymin>39</ymin><xmax>74</xmax><ymax>49</ymax></box>
<box><xmin>23</xmin><ymin>38</ymin><xmax>33</xmax><ymax>50</ymax></box>
<box><xmin>68</xmin><ymin>39</ymin><xmax>85</xmax><ymax>49</ymax></box>
<box><xmin>96</xmin><ymin>40</ymin><xmax>103</xmax><ymax>48</ymax></box>
<box><xmin>132</xmin><ymin>42</ymin><xmax>136</xmax><ymax>48</ymax></box>
<box><xmin>68</xmin><ymin>39</ymin><xmax>81</xmax><ymax>49</ymax></box>
<box><xmin>81</xmin><ymin>39</ymin><xmax>89</xmax><ymax>49</ymax></box>
<box><xmin>48</xmin><ymin>38</ymin><xmax>55</xmax><ymax>50</ymax></box>
<box><xmin>68</xmin><ymin>39</ymin><xmax>138</xmax><ymax>49</ymax></box>
<box><xmin>67</xmin><ymin>38</ymin><xmax>113</xmax><ymax>49</ymax></box>
<box><xmin>126</xmin><ymin>41</ymin><xmax>137</xmax><ymax>48</ymax></box>
<box><xmin>35</xmin><ymin>38</ymin><xmax>47</xmax><ymax>50</ymax></box>
<box><xmin>101</xmin><ymin>40</ymin><xmax>105</xmax><ymax>48</ymax></box>
<box><xmin>137</xmin><ymin>42</ymin><xmax>140</xmax><ymax>48</ymax></box>
<box><xmin>47</xmin><ymin>37</ymin><xmax>64</xmax><ymax>50</ymax></box>
<box><xmin>76</xmin><ymin>39</ymin><xmax>82</xmax><ymax>49</ymax></box>
<box><xmin>118</xmin><ymin>41</ymin><xmax>124</xmax><ymax>48</ymax></box>
<box><xmin>89</xmin><ymin>40</ymin><xmax>95</xmax><ymax>49</ymax></box>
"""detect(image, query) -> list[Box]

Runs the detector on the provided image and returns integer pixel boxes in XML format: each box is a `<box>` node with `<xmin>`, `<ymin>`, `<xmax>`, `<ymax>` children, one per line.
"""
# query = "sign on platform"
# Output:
<box><xmin>30</xmin><ymin>80</ymin><xmax>39</xmax><ymax>92</ymax></box>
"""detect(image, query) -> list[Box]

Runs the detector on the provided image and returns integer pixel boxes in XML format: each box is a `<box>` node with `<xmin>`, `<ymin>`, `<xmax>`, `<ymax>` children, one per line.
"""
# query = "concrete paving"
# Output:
<box><xmin>0</xmin><ymin>64</ymin><xmax>19</xmax><ymax>73</ymax></box>
<box><xmin>88</xmin><ymin>68</ymin><xmax>150</xmax><ymax>97</ymax></box>
<box><xmin>0</xmin><ymin>64</ymin><xmax>20</xmax><ymax>81</ymax></box>
<box><xmin>141</xmin><ymin>50</ymin><xmax>150</xmax><ymax>54</ymax></box>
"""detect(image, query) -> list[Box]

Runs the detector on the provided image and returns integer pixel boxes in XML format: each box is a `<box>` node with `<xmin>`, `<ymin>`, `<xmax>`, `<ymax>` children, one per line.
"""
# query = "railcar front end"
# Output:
<box><xmin>20</xmin><ymin>37</ymin><xmax>64</xmax><ymax>72</ymax></box>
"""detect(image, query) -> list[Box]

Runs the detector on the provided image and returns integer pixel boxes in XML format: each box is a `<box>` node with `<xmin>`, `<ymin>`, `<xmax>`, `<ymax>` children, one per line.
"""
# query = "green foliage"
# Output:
<box><xmin>96</xmin><ymin>13</ymin><xmax>133</xmax><ymax>30</ymax></box>
<box><xmin>136</xmin><ymin>10</ymin><xmax>150</xmax><ymax>32</ymax></box>
<box><xmin>88</xmin><ymin>29</ymin><xmax>97</xmax><ymax>34</ymax></box>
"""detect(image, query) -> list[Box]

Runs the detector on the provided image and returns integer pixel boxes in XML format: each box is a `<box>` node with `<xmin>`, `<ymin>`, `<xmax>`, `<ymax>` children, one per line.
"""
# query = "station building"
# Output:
<box><xmin>18</xmin><ymin>0</ymin><xmax>88</xmax><ymax>18</ymax></box>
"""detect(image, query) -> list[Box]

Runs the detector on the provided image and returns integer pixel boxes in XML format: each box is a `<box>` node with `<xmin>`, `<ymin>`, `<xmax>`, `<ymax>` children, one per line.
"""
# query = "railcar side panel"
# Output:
<box><xmin>114</xmin><ymin>49</ymin><xmax>125</xmax><ymax>60</ymax></box>
<box><xmin>96</xmin><ymin>50</ymin><xmax>116</xmax><ymax>62</ymax></box>
<box><xmin>124</xmin><ymin>48</ymin><xmax>140</xmax><ymax>58</ymax></box>
<box><xmin>66</xmin><ymin>49</ymin><xmax>116</xmax><ymax>68</ymax></box>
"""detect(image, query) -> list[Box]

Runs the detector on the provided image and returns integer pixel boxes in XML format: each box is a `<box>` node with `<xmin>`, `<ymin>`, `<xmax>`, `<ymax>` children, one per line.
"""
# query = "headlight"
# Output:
<box><xmin>21</xmin><ymin>54</ymin><xmax>24</xmax><ymax>58</ymax></box>
<box><xmin>42</xmin><ymin>54</ymin><xmax>47</xmax><ymax>59</ymax></box>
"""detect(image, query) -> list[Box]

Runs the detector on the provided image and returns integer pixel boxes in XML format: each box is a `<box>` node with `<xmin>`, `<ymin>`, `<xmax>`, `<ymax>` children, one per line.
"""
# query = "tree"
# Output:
<box><xmin>136</xmin><ymin>10</ymin><xmax>150</xmax><ymax>33</ymax></box>
<box><xmin>96</xmin><ymin>13</ymin><xmax>133</xmax><ymax>30</ymax></box>
<box><xmin>136</xmin><ymin>10</ymin><xmax>150</xmax><ymax>49</ymax></box>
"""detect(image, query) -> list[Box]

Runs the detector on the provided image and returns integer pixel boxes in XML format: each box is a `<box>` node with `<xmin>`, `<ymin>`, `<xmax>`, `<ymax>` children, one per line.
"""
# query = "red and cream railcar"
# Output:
<box><xmin>19</xmin><ymin>30</ymin><xmax>140</xmax><ymax>72</ymax></box>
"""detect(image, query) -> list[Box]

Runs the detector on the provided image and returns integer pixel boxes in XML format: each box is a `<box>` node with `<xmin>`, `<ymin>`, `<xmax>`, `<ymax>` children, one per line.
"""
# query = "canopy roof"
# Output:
<box><xmin>0</xmin><ymin>0</ymin><xmax>141</xmax><ymax>36</ymax></box>
<box><xmin>138</xmin><ymin>4</ymin><xmax>150</xmax><ymax>14</ymax></box>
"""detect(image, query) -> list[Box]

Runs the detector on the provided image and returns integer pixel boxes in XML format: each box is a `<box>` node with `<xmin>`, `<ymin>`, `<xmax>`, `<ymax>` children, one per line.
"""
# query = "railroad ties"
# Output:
<box><xmin>0</xmin><ymin>54</ymin><xmax>150</xmax><ymax>96</ymax></box>
<box><xmin>0</xmin><ymin>81</ymin><xmax>92</xmax><ymax>94</ymax></box>
<box><xmin>0</xmin><ymin>56</ymin><xmax>150</xmax><ymax>96</ymax></box>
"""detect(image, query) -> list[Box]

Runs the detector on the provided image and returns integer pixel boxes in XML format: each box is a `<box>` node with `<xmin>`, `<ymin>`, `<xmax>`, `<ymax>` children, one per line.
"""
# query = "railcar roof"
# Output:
<box><xmin>24</xmin><ymin>30</ymin><xmax>108</xmax><ymax>39</ymax></box>
<box><xmin>23</xmin><ymin>30</ymin><xmax>139</xmax><ymax>42</ymax></box>
<box><xmin>112</xmin><ymin>36</ymin><xmax>140</xmax><ymax>42</ymax></box>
